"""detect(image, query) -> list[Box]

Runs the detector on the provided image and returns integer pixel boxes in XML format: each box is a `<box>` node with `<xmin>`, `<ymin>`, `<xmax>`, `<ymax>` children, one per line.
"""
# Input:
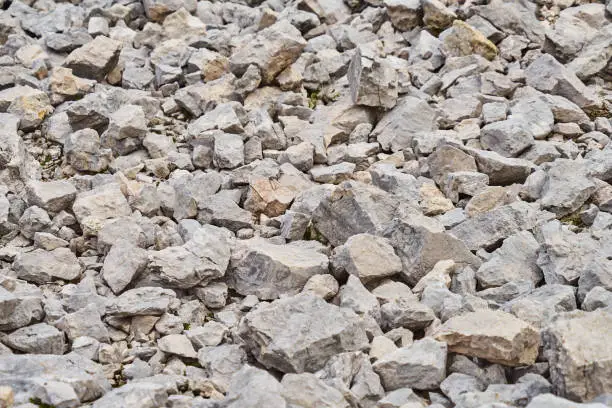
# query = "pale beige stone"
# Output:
<box><xmin>434</xmin><ymin>309</ymin><xmax>540</xmax><ymax>366</ymax></box>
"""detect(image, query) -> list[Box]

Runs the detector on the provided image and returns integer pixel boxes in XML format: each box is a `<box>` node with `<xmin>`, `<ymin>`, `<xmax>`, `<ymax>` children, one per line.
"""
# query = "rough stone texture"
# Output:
<box><xmin>373</xmin><ymin>338</ymin><xmax>447</xmax><ymax>391</ymax></box>
<box><xmin>542</xmin><ymin>311</ymin><xmax>612</xmax><ymax>402</ymax></box>
<box><xmin>348</xmin><ymin>47</ymin><xmax>398</xmax><ymax>110</ymax></box>
<box><xmin>228</xmin><ymin>237</ymin><xmax>328</xmax><ymax>300</ymax></box>
<box><xmin>0</xmin><ymin>353</ymin><xmax>110</xmax><ymax>406</ymax></box>
<box><xmin>434</xmin><ymin>310</ymin><xmax>541</xmax><ymax>367</ymax></box>
<box><xmin>331</xmin><ymin>233</ymin><xmax>402</xmax><ymax>284</ymax></box>
<box><xmin>63</xmin><ymin>36</ymin><xmax>122</xmax><ymax>81</ymax></box>
<box><xmin>13</xmin><ymin>248</ymin><xmax>81</xmax><ymax>284</ymax></box>
<box><xmin>238</xmin><ymin>293</ymin><xmax>369</xmax><ymax>373</ymax></box>
<box><xmin>0</xmin><ymin>0</ymin><xmax>610</xmax><ymax>404</ymax></box>
<box><xmin>313</xmin><ymin>181</ymin><xmax>399</xmax><ymax>247</ymax></box>
<box><xmin>230</xmin><ymin>20</ymin><xmax>307</xmax><ymax>84</ymax></box>
<box><xmin>443</xmin><ymin>20</ymin><xmax>498</xmax><ymax>61</ymax></box>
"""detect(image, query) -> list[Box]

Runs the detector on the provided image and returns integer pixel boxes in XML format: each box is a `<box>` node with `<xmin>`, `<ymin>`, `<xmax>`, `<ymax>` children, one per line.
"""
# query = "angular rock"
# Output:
<box><xmin>228</xmin><ymin>237</ymin><xmax>328</xmax><ymax>300</ymax></box>
<box><xmin>542</xmin><ymin>311</ymin><xmax>612</xmax><ymax>402</ymax></box>
<box><xmin>476</xmin><ymin>231</ymin><xmax>542</xmax><ymax>289</ymax></box>
<box><xmin>65</xmin><ymin>128</ymin><xmax>113</xmax><ymax>173</ymax></box>
<box><xmin>480</xmin><ymin>118</ymin><xmax>535</xmax><ymax>158</ymax></box>
<box><xmin>3</xmin><ymin>323</ymin><xmax>64</xmax><ymax>355</ymax></box>
<box><xmin>198</xmin><ymin>344</ymin><xmax>247</xmax><ymax>392</ymax></box>
<box><xmin>63</xmin><ymin>36</ymin><xmax>122</xmax><ymax>81</ymax></box>
<box><xmin>434</xmin><ymin>309</ymin><xmax>540</xmax><ymax>366</ymax></box>
<box><xmin>442</xmin><ymin>21</ymin><xmax>498</xmax><ymax>61</ymax></box>
<box><xmin>238</xmin><ymin>293</ymin><xmax>369</xmax><ymax>373</ymax></box>
<box><xmin>0</xmin><ymin>353</ymin><xmax>109</xmax><ymax>406</ymax></box>
<box><xmin>13</xmin><ymin>248</ymin><xmax>81</xmax><ymax>284</ymax></box>
<box><xmin>384</xmin><ymin>0</ymin><xmax>422</xmax><ymax>31</ymax></box>
<box><xmin>158</xmin><ymin>334</ymin><xmax>197</xmax><ymax>359</ymax></box>
<box><xmin>92</xmin><ymin>383</ymin><xmax>167</xmax><ymax>408</ymax></box>
<box><xmin>102</xmin><ymin>240</ymin><xmax>148</xmax><ymax>294</ymax></box>
<box><xmin>383</xmin><ymin>218</ymin><xmax>481</xmax><ymax>286</ymax></box>
<box><xmin>106</xmin><ymin>287</ymin><xmax>176</xmax><ymax>317</ymax></box>
<box><xmin>223</xmin><ymin>366</ymin><xmax>286</xmax><ymax>408</ymax></box>
<box><xmin>450</xmin><ymin>201</ymin><xmax>551</xmax><ymax>251</ymax></box>
<box><xmin>230</xmin><ymin>20</ymin><xmax>306</xmax><ymax>84</ymax></box>
<box><xmin>331</xmin><ymin>233</ymin><xmax>402</xmax><ymax>284</ymax></box>
<box><xmin>525</xmin><ymin>54</ymin><xmax>599</xmax><ymax>109</ymax></box>
<box><xmin>348</xmin><ymin>47</ymin><xmax>398</xmax><ymax>110</ymax></box>
<box><xmin>372</xmin><ymin>96</ymin><xmax>438</xmax><ymax>152</ymax></box>
<box><xmin>26</xmin><ymin>180</ymin><xmax>77</xmax><ymax>213</ymax></box>
<box><xmin>313</xmin><ymin>181</ymin><xmax>399</xmax><ymax>247</ymax></box>
<box><xmin>373</xmin><ymin>338</ymin><xmax>447</xmax><ymax>391</ymax></box>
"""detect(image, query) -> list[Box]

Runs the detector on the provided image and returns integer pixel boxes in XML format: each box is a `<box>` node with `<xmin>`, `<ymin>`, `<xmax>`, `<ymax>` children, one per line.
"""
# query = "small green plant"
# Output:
<box><xmin>112</xmin><ymin>366</ymin><xmax>127</xmax><ymax>388</ymax></box>
<box><xmin>308</xmin><ymin>89</ymin><xmax>320</xmax><ymax>109</ymax></box>
<box><xmin>559</xmin><ymin>212</ymin><xmax>584</xmax><ymax>227</ymax></box>
<box><xmin>183</xmin><ymin>323</ymin><xmax>191</xmax><ymax>331</ymax></box>
<box><xmin>29</xmin><ymin>398</ymin><xmax>57</xmax><ymax>408</ymax></box>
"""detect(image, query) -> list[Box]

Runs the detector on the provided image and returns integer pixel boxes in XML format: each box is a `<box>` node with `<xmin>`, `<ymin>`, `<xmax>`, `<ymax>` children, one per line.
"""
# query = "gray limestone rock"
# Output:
<box><xmin>13</xmin><ymin>248</ymin><xmax>81</xmax><ymax>284</ymax></box>
<box><xmin>542</xmin><ymin>311</ymin><xmax>612</xmax><ymax>402</ymax></box>
<box><xmin>476</xmin><ymin>231</ymin><xmax>542</xmax><ymax>289</ymax></box>
<box><xmin>313</xmin><ymin>181</ymin><xmax>399</xmax><ymax>247</ymax></box>
<box><xmin>26</xmin><ymin>180</ymin><xmax>77</xmax><ymax>213</ymax></box>
<box><xmin>372</xmin><ymin>96</ymin><xmax>438</xmax><ymax>152</ymax></box>
<box><xmin>238</xmin><ymin>293</ymin><xmax>369</xmax><ymax>373</ymax></box>
<box><xmin>331</xmin><ymin>233</ymin><xmax>402</xmax><ymax>284</ymax></box>
<box><xmin>102</xmin><ymin>240</ymin><xmax>148</xmax><ymax>294</ymax></box>
<box><xmin>434</xmin><ymin>309</ymin><xmax>541</xmax><ymax>367</ymax></box>
<box><xmin>0</xmin><ymin>353</ymin><xmax>110</xmax><ymax>407</ymax></box>
<box><xmin>383</xmin><ymin>218</ymin><xmax>481</xmax><ymax>286</ymax></box>
<box><xmin>3</xmin><ymin>323</ymin><xmax>64</xmax><ymax>355</ymax></box>
<box><xmin>450</xmin><ymin>201</ymin><xmax>552</xmax><ymax>251</ymax></box>
<box><xmin>373</xmin><ymin>338</ymin><xmax>447</xmax><ymax>391</ymax></box>
<box><xmin>230</xmin><ymin>20</ymin><xmax>306</xmax><ymax>84</ymax></box>
<box><xmin>228</xmin><ymin>237</ymin><xmax>328</xmax><ymax>300</ymax></box>
<box><xmin>106</xmin><ymin>287</ymin><xmax>176</xmax><ymax>317</ymax></box>
<box><xmin>348</xmin><ymin>47</ymin><xmax>398</xmax><ymax>110</ymax></box>
<box><xmin>63</xmin><ymin>36</ymin><xmax>122</xmax><ymax>81</ymax></box>
<box><xmin>525</xmin><ymin>54</ymin><xmax>600</xmax><ymax>109</ymax></box>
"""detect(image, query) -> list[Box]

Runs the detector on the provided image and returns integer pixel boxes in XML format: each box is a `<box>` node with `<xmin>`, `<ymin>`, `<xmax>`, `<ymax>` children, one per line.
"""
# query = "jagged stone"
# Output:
<box><xmin>228</xmin><ymin>237</ymin><xmax>328</xmax><ymax>300</ymax></box>
<box><xmin>543</xmin><ymin>311</ymin><xmax>612</xmax><ymax>402</ymax></box>
<box><xmin>434</xmin><ymin>310</ymin><xmax>540</xmax><ymax>366</ymax></box>
<box><xmin>238</xmin><ymin>293</ymin><xmax>369</xmax><ymax>373</ymax></box>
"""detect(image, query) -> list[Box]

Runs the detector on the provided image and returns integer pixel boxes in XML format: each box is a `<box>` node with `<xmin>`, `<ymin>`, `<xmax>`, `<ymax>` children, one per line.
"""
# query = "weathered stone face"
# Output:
<box><xmin>238</xmin><ymin>293</ymin><xmax>369</xmax><ymax>373</ymax></box>
<box><xmin>434</xmin><ymin>310</ymin><xmax>541</xmax><ymax>367</ymax></box>
<box><xmin>0</xmin><ymin>0</ymin><xmax>609</xmax><ymax>405</ymax></box>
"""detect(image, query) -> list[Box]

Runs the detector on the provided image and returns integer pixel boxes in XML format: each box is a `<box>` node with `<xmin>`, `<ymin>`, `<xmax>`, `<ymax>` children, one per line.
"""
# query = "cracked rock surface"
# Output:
<box><xmin>0</xmin><ymin>0</ymin><xmax>610</xmax><ymax>407</ymax></box>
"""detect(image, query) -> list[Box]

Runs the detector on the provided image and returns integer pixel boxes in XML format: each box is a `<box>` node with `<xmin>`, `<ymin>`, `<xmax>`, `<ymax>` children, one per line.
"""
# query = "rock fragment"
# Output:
<box><xmin>434</xmin><ymin>310</ymin><xmax>541</xmax><ymax>366</ymax></box>
<box><xmin>238</xmin><ymin>293</ymin><xmax>369</xmax><ymax>373</ymax></box>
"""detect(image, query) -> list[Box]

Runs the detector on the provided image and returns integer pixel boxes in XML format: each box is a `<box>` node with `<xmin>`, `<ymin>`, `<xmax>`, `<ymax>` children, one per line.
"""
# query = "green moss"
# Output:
<box><xmin>112</xmin><ymin>366</ymin><xmax>127</xmax><ymax>388</ymax></box>
<box><xmin>304</xmin><ymin>223</ymin><xmax>328</xmax><ymax>244</ymax></box>
<box><xmin>29</xmin><ymin>398</ymin><xmax>57</xmax><ymax>408</ymax></box>
<box><xmin>308</xmin><ymin>89</ymin><xmax>320</xmax><ymax>109</ymax></box>
<box><xmin>183</xmin><ymin>323</ymin><xmax>191</xmax><ymax>331</ymax></box>
<box><xmin>584</xmin><ymin>104</ymin><xmax>610</xmax><ymax>121</ymax></box>
<box><xmin>559</xmin><ymin>212</ymin><xmax>584</xmax><ymax>227</ymax></box>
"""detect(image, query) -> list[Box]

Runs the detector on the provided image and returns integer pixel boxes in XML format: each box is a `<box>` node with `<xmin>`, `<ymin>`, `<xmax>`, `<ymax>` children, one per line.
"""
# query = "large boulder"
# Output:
<box><xmin>238</xmin><ymin>293</ymin><xmax>369</xmax><ymax>373</ymax></box>
<box><xmin>230</xmin><ymin>20</ymin><xmax>306</xmax><ymax>84</ymax></box>
<box><xmin>542</xmin><ymin>311</ymin><xmax>612</xmax><ymax>402</ymax></box>
<box><xmin>0</xmin><ymin>353</ymin><xmax>110</xmax><ymax>407</ymax></box>
<box><xmin>228</xmin><ymin>237</ymin><xmax>328</xmax><ymax>300</ymax></box>
<box><xmin>312</xmin><ymin>181</ymin><xmax>399</xmax><ymax>247</ymax></box>
<box><xmin>434</xmin><ymin>309</ymin><xmax>540</xmax><ymax>366</ymax></box>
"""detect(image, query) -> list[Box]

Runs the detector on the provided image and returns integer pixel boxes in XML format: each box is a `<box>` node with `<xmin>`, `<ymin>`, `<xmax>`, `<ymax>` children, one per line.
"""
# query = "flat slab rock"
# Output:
<box><xmin>434</xmin><ymin>309</ymin><xmax>541</xmax><ymax>366</ymax></box>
